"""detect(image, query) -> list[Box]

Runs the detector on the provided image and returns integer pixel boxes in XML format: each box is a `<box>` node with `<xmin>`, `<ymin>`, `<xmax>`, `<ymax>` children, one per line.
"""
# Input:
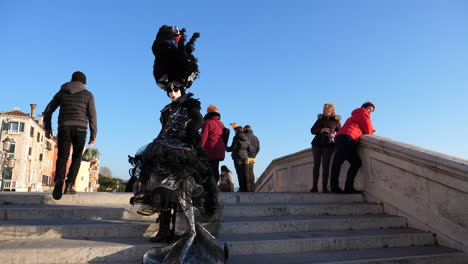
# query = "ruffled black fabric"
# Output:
<box><xmin>152</xmin><ymin>25</ymin><xmax>200</xmax><ymax>89</ymax></box>
<box><xmin>129</xmin><ymin>141</ymin><xmax>210</xmax><ymax>212</ymax></box>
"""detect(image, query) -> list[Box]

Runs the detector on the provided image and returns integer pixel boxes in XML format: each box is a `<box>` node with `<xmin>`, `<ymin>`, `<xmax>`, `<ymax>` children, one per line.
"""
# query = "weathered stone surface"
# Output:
<box><xmin>255</xmin><ymin>135</ymin><xmax>468</xmax><ymax>252</ymax></box>
<box><xmin>0</xmin><ymin>192</ymin><xmax>465</xmax><ymax>263</ymax></box>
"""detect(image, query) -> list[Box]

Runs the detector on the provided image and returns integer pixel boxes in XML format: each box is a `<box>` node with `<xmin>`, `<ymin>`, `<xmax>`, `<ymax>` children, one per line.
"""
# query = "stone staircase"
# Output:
<box><xmin>0</xmin><ymin>192</ymin><xmax>466</xmax><ymax>264</ymax></box>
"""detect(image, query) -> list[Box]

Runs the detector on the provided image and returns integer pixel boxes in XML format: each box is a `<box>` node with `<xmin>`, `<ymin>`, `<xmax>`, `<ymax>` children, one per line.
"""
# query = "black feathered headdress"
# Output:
<box><xmin>152</xmin><ymin>25</ymin><xmax>200</xmax><ymax>90</ymax></box>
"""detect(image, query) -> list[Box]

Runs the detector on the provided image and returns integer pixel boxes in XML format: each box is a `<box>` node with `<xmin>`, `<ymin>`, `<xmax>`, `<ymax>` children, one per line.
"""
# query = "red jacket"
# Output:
<box><xmin>336</xmin><ymin>108</ymin><xmax>375</xmax><ymax>141</ymax></box>
<box><xmin>201</xmin><ymin>113</ymin><xmax>226</xmax><ymax>161</ymax></box>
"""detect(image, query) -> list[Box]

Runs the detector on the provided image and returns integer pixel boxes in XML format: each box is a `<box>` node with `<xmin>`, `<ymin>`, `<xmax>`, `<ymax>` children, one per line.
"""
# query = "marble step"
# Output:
<box><xmin>0</xmin><ymin>192</ymin><xmax>364</xmax><ymax>206</ymax></box>
<box><xmin>218</xmin><ymin>228</ymin><xmax>435</xmax><ymax>255</ymax></box>
<box><xmin>221</xmin><ymin>214</ymin><xmax>407</xmax><ymax>234</ymax></box>
<box><xmin>0</xmin><ymin>214</ymin><xmax>406</xmax><ymax>240</ymax></box>
<box><xmin>0</xmin><ymin>219</ymin><xmax>158</xmax><ymax>240</ymax></box>
<box><xmin>0</xmin><ymin>204</ymin><xmax>155</xmax><ymax>221</ymax></box>
<box><xmin>0</xmin><ymin>201</ymin><xmax>382</xmax><ymax>220</ymax></box>
<box><xmin>222</xmin><ymin>202</ymin><xmax>383</xmax><ymax>217</ymax></box>
<box><xmin>228</xmin><ymin>246</ymin><xmax>468</xmax><ymax>264</ymax></box>
<box><xmin>0</xmin><ymin>229</ymin><xmax>436</xmax><ymax>263</ymax></box>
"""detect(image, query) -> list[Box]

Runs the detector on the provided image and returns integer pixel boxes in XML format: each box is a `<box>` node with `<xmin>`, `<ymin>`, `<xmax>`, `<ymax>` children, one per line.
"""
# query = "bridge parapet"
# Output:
<box><xmin>255</xmin><ymin>135</ymin><xmax>468</xmax><ymax>252</ymax></box>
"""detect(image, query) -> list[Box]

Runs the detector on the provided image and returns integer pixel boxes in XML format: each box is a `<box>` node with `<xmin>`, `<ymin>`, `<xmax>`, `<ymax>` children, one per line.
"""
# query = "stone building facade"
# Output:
<box><xmin>0</xmin><ymin>105</ymin><xmax>56</xmax><ymax>192</ymax></box>
<box><xmin>0</xmin><ymin>104</ymin><xmax>99</xmax><ymax>192</ymax></box>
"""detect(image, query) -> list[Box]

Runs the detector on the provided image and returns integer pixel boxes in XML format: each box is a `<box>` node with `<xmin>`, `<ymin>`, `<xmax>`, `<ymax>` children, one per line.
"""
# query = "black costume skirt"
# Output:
<box><xmin>129</xmin><ymin>139</ymin><xmax>212</xmax><ymax>213</ymax></box>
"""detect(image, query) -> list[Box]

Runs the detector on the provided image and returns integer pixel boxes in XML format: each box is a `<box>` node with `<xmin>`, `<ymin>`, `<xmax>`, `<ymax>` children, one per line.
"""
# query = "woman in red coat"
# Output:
<box><xmin>330</xmin><ymin>102</ymin><xmax>376</xmax><ymax>194</ymax></box>
<box><xmin>201</xmin><ymin>105</ymin><xmax>226</xmax><ymax>183</ymax></box>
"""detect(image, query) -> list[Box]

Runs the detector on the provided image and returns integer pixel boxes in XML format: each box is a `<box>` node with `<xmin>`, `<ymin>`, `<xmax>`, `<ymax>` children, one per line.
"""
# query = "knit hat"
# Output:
<box><xmin>207</xmin><ymin>105</ymin><xmax>218</xmax><ymax>113</ymax></box>
<box><xmin>71</xmin><ymin>71</ymin><xmax>86</xmax><ymax>85</ymax></box>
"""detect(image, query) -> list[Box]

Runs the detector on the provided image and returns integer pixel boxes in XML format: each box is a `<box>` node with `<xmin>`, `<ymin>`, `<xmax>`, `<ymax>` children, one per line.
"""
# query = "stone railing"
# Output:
<box><xmin>255</xmin><ymin>135</ymin><xmax>468</xmax><ymax>252</ymax></box>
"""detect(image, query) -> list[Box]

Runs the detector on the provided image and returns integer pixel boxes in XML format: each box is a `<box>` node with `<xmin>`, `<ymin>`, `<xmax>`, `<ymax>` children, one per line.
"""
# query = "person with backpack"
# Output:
<box><xmin>244</xmin><ymin>125</ymin><xmax>260</xmax><ymax>192</ymax></box>
<box><xmin>227</xmin><ymin>124</ymin><xmax>249</xmax><ymax>192</ymax></box>
<box><xmin>201</xmin><ymin>105</ymin><xmax>227</xmax><ymax>183</ymax></box>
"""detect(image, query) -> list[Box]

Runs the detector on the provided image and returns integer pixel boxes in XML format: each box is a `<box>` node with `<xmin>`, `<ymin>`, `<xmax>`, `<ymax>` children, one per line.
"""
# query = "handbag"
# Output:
<box><xmin>218</xmin><ymin>181</ymin><xmax>231</xmax><ymax>192</ymax></box>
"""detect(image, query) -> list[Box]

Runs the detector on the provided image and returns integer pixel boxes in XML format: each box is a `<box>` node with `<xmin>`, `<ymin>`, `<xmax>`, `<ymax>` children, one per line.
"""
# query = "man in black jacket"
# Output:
<box><xmin>244</xmin><ymin>125</ymin><xmax>260</xmax><ymax>192</ymax></box>
<box><xmin>43</xmin><ymin>71</ymin><xmax>97</xmax><ymax>200</ymax></box>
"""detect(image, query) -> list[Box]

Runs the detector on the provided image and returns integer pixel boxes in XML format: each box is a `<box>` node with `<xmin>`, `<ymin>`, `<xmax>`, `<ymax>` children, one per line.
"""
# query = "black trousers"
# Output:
<box><xmin>55</xmin><ymin>126</ymin><xmax>87</xmax><ymax>186</ymax></box>
<box><xmin>245</xmin><ymin>161</ymin><xmax>255</xmax><ymax>192</ymax></box>
<box><xmin>208</xmin><ymin>160</ymin><xmax>220</xmax><ymax>183</ymax></box>
<box><xmin>330</xmin><ymin>134</ymin><xmax>362</xmax><ymax>191</ymax></box>
<box><xmin>234</xmin><ymin>159</ymin><xmax>248</xmax><ymax>192</ymax></box>
<box><xmin>312</xmin><ymin>145</ymin><xmax>334</xmax><ymax>188</ymax></box>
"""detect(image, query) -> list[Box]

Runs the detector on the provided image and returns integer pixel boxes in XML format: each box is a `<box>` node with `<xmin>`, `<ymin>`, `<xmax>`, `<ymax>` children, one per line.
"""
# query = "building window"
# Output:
<box><xmin>46</xmin><ymin>141</ymin><xmax>52</xmax><ymax>151</ymax></box>
<box><xmin>19</xmin><ymin>122</ymin><xmax>25</xmax><ymax>132</ymax></box>
<box><xmin>1</xmin><ymin>122</ymin><xmax>7</xmax><ymax>131</ymax></box>
<box><xmin>39</xmin><ymin>153</ymin><xmax>43</xmax><ymax>161</ymax></box>
<box><xmin>37</xmin><ymin>132</ymin><xmax>40</xmax><ymax>142</ymax></box>
<box><xmin>29</xmin><ymin>147</ymin><xmax>32</xmax><ymax>155</ymax></box>
<box><xmin>42</xmin><ymin>175</ymin><xmax>51</xmax><ymax>185</ymax></box>
<box><xmin>8</xmin><ymin>122</ymin><xmax>19</xmax><ymax>132</ymax></box>
<box><xmin>30</xmin><ymin>127</ymin><xmax>34</xmax><ymax>137</ymax></box>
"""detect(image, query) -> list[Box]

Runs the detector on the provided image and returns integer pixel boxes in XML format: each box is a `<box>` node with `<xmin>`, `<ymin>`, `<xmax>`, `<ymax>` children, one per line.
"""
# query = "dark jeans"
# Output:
<box><xmin>330</xmin><ymin>134</ymin><xmax>362</xmax><ymax>191</ymax></box>
<box><xmin>246</xmin><ymin>161</ymin><xmax>255</xmax><ymax>192</ymax></box>
<box><xmin>209</xmin><ymin>160</ymin><xmax>220</xmax><ymax>183</ymax></box>
<box><xmin>234</xmin><ymin>159</ymin><xmax>248</xmax><ymax>192</ymax></box>
<box><xmin>312</xmin><ymin>145</ymin><xmax>334</xmax><ymax>188</ymax></box>
<box><xmin>55</xmin><ymin>126</ymin><xmax>87</xmax><ymax>186</ymax></box>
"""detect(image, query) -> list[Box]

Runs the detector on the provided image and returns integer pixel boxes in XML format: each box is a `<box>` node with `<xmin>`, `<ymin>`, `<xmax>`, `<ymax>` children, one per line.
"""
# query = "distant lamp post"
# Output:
<box><xmin>7</xmin><ymin>156</ymin><xmax>16</xmax><ymax>169</ymax></box>
<box><xmin>2</xmin><ymin>137</ymin><xmax>13</xmax><ymax>152</ymax></box>
<box><xmin>1</xmin><ymin>137</ymin><xmax>16</xmax><ymax>191</ymax></box>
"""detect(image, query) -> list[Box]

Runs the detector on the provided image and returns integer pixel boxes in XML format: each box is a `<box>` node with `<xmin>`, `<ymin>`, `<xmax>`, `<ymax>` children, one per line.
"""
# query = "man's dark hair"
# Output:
<box><xmin>71</xmin><ymin>71</ymin><xmax>87</xmax><ymax>85</ymax></box>
<box><xmin>235</xmin><ymin>126</ymin><xmax>243</xmax><ymax>133</ymax></box>
<box><xmin>361</xmin><ymin>102</ymin><xmax>375</xmax><ymax>111</ymax></box>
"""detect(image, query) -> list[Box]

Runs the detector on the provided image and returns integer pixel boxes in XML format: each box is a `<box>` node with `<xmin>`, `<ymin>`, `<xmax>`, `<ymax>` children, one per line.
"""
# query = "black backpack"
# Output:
<box><xmin>216</xmin><ymin>122</ymin><xmax>230</xmax><ymax>146</ymax></box>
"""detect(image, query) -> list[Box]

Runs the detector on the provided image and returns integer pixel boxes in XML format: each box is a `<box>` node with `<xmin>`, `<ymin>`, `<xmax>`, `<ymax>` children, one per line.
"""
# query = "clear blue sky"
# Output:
<box><xmin>2</xmin><ymin>1</ymin><xmax>468</xmax><ymax>184</ymax></box>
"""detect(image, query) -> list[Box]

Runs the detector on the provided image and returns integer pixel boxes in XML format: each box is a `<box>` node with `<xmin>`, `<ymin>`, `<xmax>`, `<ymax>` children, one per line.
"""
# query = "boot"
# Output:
<box><xmin>322</xmin><ymin>176</ymin><xmax>329</xmax><ymax>193</ymax></box>
<box><xmin>150</xmin><ymin>210</ymin><xmax>172</xmax><ymax>243</ymax></box>
<box><xmin>310</xmin><ymin>176</ymin><xmax>318</xmax><ymax>192</ymax></box>
<box><xmin>63</xmin><ymin>184</ymin><xmax>76</xmax><ymax>195</ymax></box>
<box><xmin>202</xmin><ymin>174</ymin><xmax>220</xmax><ymax>217</ymax></box>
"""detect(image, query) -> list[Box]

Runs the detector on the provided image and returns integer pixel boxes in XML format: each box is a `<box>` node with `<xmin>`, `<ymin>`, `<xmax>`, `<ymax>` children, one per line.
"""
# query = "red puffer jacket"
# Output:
<box><xmin>201</xmin><ymin>113</ymin><xmax>226</xmax><ymax>161</ymax></box>
<box><xmin>336</xmin><ymin>108</ymin><xmax>375</xmax><ymax>141</ymax></box>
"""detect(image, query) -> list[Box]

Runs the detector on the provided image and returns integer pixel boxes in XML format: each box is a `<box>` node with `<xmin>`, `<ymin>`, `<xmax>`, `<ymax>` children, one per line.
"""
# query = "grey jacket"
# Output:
<box><xmin>43</xmin><ymin>81</ymin><xmax>97</xmax><ymax>139</ymax></box>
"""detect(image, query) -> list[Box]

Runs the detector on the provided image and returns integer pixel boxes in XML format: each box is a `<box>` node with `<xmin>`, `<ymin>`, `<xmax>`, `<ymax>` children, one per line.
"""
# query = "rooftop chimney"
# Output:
<box><xmin>30</xmin><ymin>104</ymin><xmax>37</xmax><ymax>119</ymax></box>
<box><xmin>38</xmin><ymin>115</ymin><xmax>44</xmax><ymax>127</ymax></box>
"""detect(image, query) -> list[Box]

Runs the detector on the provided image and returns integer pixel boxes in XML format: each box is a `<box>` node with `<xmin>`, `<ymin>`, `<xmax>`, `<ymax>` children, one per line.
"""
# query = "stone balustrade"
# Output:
<box><xmin>255</xmin><ymin>134</ymin><xmax>468</xmax><ymax>252</ymax></box>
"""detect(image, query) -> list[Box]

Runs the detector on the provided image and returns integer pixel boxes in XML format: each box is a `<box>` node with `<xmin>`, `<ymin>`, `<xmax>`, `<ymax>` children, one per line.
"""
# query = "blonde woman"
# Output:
<box><xmin>310</xmin><ymin>103</ymin><xmax>342</xmax><ymax>192</ymax></box>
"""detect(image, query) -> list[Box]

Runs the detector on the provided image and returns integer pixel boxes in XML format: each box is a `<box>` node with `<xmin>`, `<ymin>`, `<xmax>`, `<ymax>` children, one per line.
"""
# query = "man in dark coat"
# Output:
<box><xmin>43</xmin><ymin>71</ymin><xmax>97</xmax><ymax>200</ymax></box>
<box><xmin>227</xmin><ymin>124</ymin><xmax>249</xmax><ymax>192</ymax></box>
<box><xmin>244</xmin><ymin>125</ymin><xmax>260</xmax><ymax>192</ymax></box>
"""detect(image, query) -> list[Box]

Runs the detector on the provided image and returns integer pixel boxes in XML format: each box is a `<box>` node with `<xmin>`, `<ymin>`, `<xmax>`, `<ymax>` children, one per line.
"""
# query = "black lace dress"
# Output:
<box><xmin>129</xmin><ymin>93</ymin><xmax>227</xmax><ymax>264</ymax></box>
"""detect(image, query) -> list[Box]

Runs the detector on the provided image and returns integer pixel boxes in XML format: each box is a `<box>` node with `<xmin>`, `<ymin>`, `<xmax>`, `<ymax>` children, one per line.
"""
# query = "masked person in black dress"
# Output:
<box><xmin>128</xmin><ymin>25</ymin><xmax>227</xmax><ymax>264</ymax></box>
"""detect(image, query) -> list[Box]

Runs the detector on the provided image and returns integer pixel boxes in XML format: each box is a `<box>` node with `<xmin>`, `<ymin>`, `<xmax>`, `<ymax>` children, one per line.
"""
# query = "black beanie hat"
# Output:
<box><xmin>71</xmin><ymin>71</ymin><xmax>86</xmax><ymax>84</ymax></box>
